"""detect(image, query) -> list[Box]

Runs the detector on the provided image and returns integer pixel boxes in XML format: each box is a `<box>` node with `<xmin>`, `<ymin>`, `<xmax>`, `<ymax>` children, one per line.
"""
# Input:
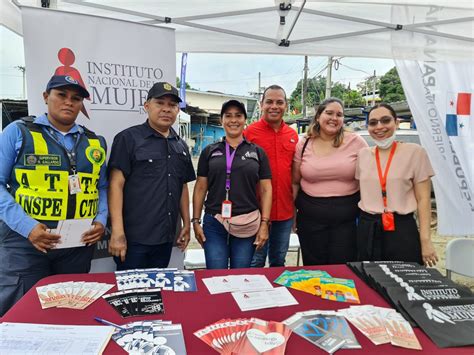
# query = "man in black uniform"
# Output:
<box><xmin>108</xmin><ymin>82</ymin><xmax>195</xmax><ymax>270</ymax></box>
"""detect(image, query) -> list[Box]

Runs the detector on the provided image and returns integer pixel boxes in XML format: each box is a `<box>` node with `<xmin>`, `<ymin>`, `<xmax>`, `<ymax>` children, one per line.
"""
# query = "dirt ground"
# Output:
<box><xmin>187</xmin><ymin>157</ymin><xmax>474</xmax><ymax>291</ymax></box>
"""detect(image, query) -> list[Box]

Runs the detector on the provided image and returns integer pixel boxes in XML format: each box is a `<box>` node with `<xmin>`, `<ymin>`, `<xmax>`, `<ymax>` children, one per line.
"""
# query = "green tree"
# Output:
<box><xmin>343</xmin><ymin>90</ymin><xmax>365</xmax><ymax>107</ymax></box>
<box><xmin>378</xmin><ymin>67</ymin><xmax>406</xmax><ymax>102</ymax></box>
<box><xmin>289</xmin><ymin>76</ymin><xmax>350</xmax><ymax>112</ymax></box>
<box><xmin>176</xmin><ymin>77</ymin><xmax>193</xmax><ymax>89</ymax></box>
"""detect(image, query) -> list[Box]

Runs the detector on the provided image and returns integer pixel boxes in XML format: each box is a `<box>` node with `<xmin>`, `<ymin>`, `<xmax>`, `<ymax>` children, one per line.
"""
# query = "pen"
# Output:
<box><xmin>94</xmin><ymin>317</ymin><xmax>127</xmax><ymax>330</ymax></box>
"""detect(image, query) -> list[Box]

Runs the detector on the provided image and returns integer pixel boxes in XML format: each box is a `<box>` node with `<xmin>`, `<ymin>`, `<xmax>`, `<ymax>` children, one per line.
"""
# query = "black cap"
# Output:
<box><xmin>46</xmin><ymin>75</ymin><xmax>90</xmax><ymax>98</ymax></box>
<box><xmin>220</xmin><ymin>100</ymin><xmax>247</xmax><ymax>118</ymax></box>
<box><xmin>147</xmin><ymin>82</ymin><xmax>182</xmax><ymax>102</ymax></box>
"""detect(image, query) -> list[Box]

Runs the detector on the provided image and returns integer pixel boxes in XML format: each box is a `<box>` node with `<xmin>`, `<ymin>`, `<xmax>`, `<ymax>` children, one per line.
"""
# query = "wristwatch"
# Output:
<box><xmin>191</xmin><ymin>218</ymin><xmax>201</xmax><ymax>224</ymax></box>
<box><xmin>261</xmin><ymin>218</ymin><xmax>271</xmax><ymax>226</ymax></box>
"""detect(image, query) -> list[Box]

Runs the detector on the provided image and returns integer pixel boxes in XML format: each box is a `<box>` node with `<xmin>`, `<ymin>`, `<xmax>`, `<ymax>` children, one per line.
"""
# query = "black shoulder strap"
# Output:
<box><xmin>80</xmin><ymin>125</ymin><xmax>98</xmax><ymax>140</ymax></box>
<box><xmin>20</xmin><ymin>115</ymin><xmax>36</xmax><ymax>123</ymax></box>
<box><xmin>301</xmin><ymin>137</ymin><xmax>311</xmax><ymax>158</ymax></box>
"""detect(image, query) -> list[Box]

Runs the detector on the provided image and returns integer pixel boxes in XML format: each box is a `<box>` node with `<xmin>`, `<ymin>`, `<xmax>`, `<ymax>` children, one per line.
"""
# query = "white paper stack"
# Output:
<box><xmin>0</xmin><ymin>322</ymin><xmax>113</xmax><ymax>355</ymax></box>
<box><xmin>231</xmin><ymin>287</ymin><xmax>298</xmax><ymax>311</ymax></box>
<box><xmin>202</xmin><ymin>274</ymin><xmax>274</xmax><ymax>294</ymax></box>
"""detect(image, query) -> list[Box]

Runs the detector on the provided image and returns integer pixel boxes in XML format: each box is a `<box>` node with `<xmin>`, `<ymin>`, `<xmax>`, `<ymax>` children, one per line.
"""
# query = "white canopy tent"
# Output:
<box><xmin>3</xmin><ymin>0</ymin><xmax>473</xmax><ymax>61</ymax></box>
<box><xmin>2</xmin><ymin>0</ymin><xmax>473</xmax><ymax>235</ymax></box>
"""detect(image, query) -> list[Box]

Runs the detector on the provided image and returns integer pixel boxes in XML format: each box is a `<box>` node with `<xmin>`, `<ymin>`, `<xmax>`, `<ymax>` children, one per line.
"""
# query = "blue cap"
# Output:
<box><xmin>46</xmin><ymin>75</ymin><xmax>90</xmax><ymax>98</ymax></box>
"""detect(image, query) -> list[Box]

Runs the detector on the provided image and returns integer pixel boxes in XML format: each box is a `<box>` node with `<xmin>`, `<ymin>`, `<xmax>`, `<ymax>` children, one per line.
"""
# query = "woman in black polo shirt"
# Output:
<box><xmin>192</xmin><ymin>100</ymin><xmax>272</xmax><ymax>269</ymax></box>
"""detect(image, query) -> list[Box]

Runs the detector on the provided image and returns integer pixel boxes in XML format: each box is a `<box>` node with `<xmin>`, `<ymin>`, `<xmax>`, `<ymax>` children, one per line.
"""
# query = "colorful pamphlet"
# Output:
<box><xmin>283</xmin><ymin>310</ymin><xmax>360</xmax><ymax>353</ymax></box>
<box><xmin>274</xmin><ymin>270</ymin><xmax>361</xmax><ymax>304</ymax></box>
<box><xmin>36</xmin><ymin>281</ymin><xmax>113</xmax><ymax>310</ymax></box>
<box><xmin>195</xmin><ymin>317</ymin><xmax>292</xmax><ymax>354</ymax></box>
<box><xmin>339</xmin><ymin>305</ymin><xmax>391</xmax><ymax>345</ymax></box>
<box><xmin>274</xmin><ymin>269</ymin><xmax>331</xmax><ymax>289</ymax></box>
<box><xmin>339</xmin><ymin>305</ymin><xmax>422</xmax><ymax>350</ymax></box>
<box><xmin>319</xmin><ymin>277</ymin><xmax>360</xmax><ymax>304</ymax></box>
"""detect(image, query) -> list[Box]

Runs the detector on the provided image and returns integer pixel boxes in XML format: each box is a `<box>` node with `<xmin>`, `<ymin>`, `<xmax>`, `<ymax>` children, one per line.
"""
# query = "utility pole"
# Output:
<box><xmin>258</xmin><ymin>72</ymin><xmax>262</xmax><ymax>101</ymax></box>
<box><xmin>325</xmin><ymin>56</ymin><xmax>333</xmax><ymax>99</ymax></box>
<box><xmin>302</xmin><ymin>56</ymin><xmax>308</xmax><ymax>118</ymax></box>
<box><xmin>15</xmin><ymin>66</ymin><xmax>26</xmax><ymax>99</ymax></box>
<box><xmin>372</xmin><ymin>70</ymin><xmax>376</xmax><ymax>106</ymax></box>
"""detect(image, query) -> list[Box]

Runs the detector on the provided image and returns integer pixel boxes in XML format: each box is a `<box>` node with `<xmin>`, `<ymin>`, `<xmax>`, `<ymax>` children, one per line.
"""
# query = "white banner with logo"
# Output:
<box><xmin>22</xmin><ymin>7</ymin><xmax>184</xmax><ymax>269</ymax></box>
<box><xmin>395</xmin><ymin>60</ymin><xmax>474</xmax><ymax>236</ymax></box>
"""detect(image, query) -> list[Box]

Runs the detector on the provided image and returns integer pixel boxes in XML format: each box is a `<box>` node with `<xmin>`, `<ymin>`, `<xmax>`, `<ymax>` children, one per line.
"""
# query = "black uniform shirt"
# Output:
<box><xmin>108</xmin><ymin>120</ymin><xmax>196</xmax><ymax>245</ymax></box>
<box><xmin>197</xmin><ymin>138</ymin><xmax>272</xmax><ymax>216</ymax></box>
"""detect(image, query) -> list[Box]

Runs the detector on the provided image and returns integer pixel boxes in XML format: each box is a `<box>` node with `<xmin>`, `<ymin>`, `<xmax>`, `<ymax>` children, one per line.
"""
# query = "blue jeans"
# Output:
<box><xmin>251</xmin><ymin>218</ymin><xmax>293</xmax><ymax>267</ymax></box>
<box><xmin>203</xmin><ymin>214</ymin><xmax>256</xmax><ymax>269</ymax></box>
<box><xmin>114</xmin><ymin>241</ymin><xmax>173</xmax><ymax>271</ymax></box>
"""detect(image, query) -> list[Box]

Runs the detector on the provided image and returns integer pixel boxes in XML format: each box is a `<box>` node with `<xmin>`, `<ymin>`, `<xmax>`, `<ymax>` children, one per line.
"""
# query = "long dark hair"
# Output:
<box><xmin>306</xmin><ymin>97</ymin><xmax>345</xmax><ymax>147</ymax></box>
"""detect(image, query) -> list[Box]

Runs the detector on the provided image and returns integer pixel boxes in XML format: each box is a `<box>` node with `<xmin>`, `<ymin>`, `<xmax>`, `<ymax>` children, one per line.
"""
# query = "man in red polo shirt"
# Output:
<box><xmin>245</xmin><ymin>85</ymin><xmax>298</xmax><ymax>267</ymax></box>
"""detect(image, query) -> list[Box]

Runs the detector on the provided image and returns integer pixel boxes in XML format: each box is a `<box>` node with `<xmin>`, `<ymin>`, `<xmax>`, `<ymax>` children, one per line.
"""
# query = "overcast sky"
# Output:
<box><xmin>1</xmin><ymin>26</ymin><xmax>394</xmax><ymax>100</ymax></box>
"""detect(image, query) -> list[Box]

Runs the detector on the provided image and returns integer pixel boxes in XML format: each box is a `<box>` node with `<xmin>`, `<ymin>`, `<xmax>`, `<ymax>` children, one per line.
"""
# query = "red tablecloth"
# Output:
<box><xmin>2</xmin><ymin>265</ymin><xmax>473</xmax><ymax>354</ymax></box>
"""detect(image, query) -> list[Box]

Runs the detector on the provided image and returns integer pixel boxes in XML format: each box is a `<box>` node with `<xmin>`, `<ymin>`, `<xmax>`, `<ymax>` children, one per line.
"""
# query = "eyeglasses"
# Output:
<box><xmin>367</xmin><ymin>116</ymin><xmax>393</xmax><ymax>127</ymax></box>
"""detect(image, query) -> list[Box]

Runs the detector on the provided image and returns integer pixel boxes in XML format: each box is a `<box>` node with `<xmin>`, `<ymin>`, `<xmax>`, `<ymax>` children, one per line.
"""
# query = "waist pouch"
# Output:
<box><xmin>215</xmin><ymin>210</ymin><xmax>261</xmax><ymax>238</ymax></box>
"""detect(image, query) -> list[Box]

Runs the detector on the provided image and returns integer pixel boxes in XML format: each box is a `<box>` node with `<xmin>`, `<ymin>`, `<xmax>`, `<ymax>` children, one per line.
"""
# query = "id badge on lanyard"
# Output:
<box><xmin>222</xmin><ymin>141</ymin><xmax>241</xmax><ymax>219</ymax></box>
<box><xmin>51</xmin><ymin>128</ymin><xmax>82</xmax><ymax>195</ymax></box>
<box><xmin>221</xmin><ymin>198</ymin><xmax>232</xmax><ymax>219</ymax></box>
<box><xmin>382</xmin><ymin>211</ymin><xmax>395</xmax><ymax>231</ymax></box>
<box><xmin>375</xmin><ymin>142</ymin><xmax>397</xmax><ymax>232</ymax></box>
<box><xmin>68</xmin><ymin>174</ymin><xmax>82</xmax><ymax>194</ymax></box>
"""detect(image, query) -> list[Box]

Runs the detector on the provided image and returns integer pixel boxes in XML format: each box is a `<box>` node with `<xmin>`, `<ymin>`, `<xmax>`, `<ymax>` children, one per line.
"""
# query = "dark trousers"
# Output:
<box><xmin>357</xmin><ymin>211</ymin><xmax>422</xmax><ymax>264</ymax></box>
<box><xmin>0</xmin><ymin>221</ymin><xmax>94</xmax><ymax>316</ymax></box>
<box><xmin>114</xmin><ymin>241</ymin><xmax>174</xmax><ymax>271</ymax></box>
<box><xmin>295</xmin><ymin>190</ymin><xmax>360</xmax><ymax>266</ymax></box>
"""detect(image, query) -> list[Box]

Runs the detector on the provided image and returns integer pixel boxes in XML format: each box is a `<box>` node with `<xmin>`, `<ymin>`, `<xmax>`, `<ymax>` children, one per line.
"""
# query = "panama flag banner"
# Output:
<box><xmin>396</xmin><ymin>60</ymin><xmax>474</xmax><ymax>236</ymax></box>
<box><xmin>446</xmin><ymin>93</ymin><xmax>472</xmax><ymax>137</ymax></box>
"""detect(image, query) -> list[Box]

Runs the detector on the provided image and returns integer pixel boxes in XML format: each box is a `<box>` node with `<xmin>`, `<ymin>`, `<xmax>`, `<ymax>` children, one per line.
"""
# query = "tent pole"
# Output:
<box><xmin>303</xmin><ymin>56</ymin><xmax>308</xmax><ymax>118</ymax></box>
<box><xmin>325</xmin><ymin>57</ymin><xmax>333</xmax><ymax>99</ymax></box>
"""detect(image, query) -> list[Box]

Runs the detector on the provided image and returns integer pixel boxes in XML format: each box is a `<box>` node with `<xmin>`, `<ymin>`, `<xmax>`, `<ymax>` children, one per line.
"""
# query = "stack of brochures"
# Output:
<box><xmin>36</xmin><ymin>281</ymin><xmax>114</xmax><ymax>310</ymax></box>
<box><xmin>195</xmin><ymin>317</ymin><xmax>292</xmax><ymax>354</ymax></box>
<box><xmin>115</xmin><ymin>268</ymin><xmax>197</xmax><ymax>292</ymax></box>
<box><xmin>347</xmin><ymin>261</ymin><xmax>473</xmax><ymax>323</ymax></box>
<box><xmin>202</xmin><ymin>274</ymin><xmax>298</xmax><ymax>311</ymax></box>
<box><xmin>283</xmin><ymin>310</ymin><xmax>361</xmax><ymax>353</ymax></box>
<box><xmin>339</xmin><ymin>305</ymin><xmax>422</xmax><ymax>350</ymax></box>
<box><xmin>112</xmin><ymin>320</ymin><xmax>187</xmax><ymax>354</ymax></box>
<box><xmin>274</xmin><ymin>270</ymin><xmax>360</xmax><ymax>304</ymax></box>
<box><xmin>347</xmin><ymin>261</ymin><xmax>474</xmax><ymax>348</ymax></box>
<box><xmin>103</xmin><ymin>289</ymin><xmax>164</xmax><ymax>317</ymax></box>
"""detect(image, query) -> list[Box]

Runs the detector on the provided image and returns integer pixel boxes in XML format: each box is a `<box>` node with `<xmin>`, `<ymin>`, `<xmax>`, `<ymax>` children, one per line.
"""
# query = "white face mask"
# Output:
<box><xmin>373</xmin><ymin>134</ymin><xmax>396</xmax><ymax>149</ymax></box>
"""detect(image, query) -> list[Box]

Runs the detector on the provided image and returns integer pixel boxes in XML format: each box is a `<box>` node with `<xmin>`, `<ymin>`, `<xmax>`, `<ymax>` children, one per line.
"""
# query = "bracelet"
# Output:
<box><xmin>191</xmin><ymin>218</ymin><xmax>201</xmax><ymax>224</ymax></box>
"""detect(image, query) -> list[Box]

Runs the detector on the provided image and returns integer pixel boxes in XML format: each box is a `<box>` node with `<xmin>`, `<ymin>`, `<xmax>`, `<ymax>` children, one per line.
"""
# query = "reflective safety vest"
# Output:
<box><xmin>10</xmin><ymin>121</ymin><xmax>106</xmax><ymax>227</ymax></box>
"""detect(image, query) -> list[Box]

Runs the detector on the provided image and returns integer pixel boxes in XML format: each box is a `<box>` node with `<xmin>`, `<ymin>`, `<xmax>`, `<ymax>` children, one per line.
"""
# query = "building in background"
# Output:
<box><xmin>183</xmin><ymin>90</ymin><xmax>258</xmax><ymax>155</ymax></box>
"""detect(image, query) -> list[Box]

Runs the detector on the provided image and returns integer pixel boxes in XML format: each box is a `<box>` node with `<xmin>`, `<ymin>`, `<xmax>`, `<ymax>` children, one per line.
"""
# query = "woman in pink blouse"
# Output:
<box><xmin>356</xmin><ymin>103</ymin><xmax>438</xmax><ymax>266</ymax></box>
<box><xmin>292</xmin><ymin>98</ymin><xmax>368</xmax><ymax>265</ymax></box>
